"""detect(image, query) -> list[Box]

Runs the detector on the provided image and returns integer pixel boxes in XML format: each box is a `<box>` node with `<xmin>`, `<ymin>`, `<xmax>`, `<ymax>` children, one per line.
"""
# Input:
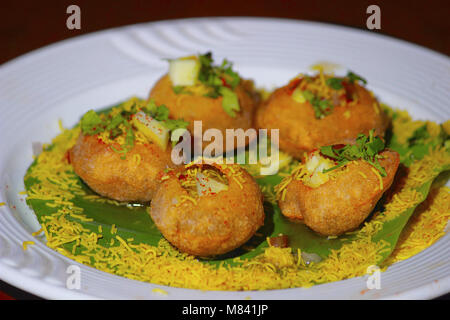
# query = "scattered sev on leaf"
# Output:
<box><xmin>382</xmin><ymin>186</ymin><xmax>450</xmax><ymax>266</ymax></box>
<box><xmin>23</xmin><ymin>103</ymin><xmax>450</xmax><ymax>290</ymax></box>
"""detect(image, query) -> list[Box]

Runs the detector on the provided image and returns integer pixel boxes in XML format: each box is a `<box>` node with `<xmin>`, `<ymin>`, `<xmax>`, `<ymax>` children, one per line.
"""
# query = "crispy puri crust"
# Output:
<box><xmin>150</xmin><ymin>164</ymin><xmax>265</xmax><ymax>256</ymax></box>
<box><xmin>149</xmin><ymin>75</ymin><xmax>260</xmax><ymax>151</ymax></box>
<box><xmin>69</xmin><ymin>134</ymin><xmax>175</xmax><ymax>202</ymax></box>
<box><xmin>278</xmin><ymin>150</ymin><xmax>400</xmax><ymax>236</ymax></box>
<box><xmin>256</xmin><ymin>83</ymin><xmax>389</xmax><ymax>159</ymax></box>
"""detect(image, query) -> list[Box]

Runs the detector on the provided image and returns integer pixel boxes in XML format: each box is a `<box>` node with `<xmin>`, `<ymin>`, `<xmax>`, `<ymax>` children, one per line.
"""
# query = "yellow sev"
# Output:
<box><xmin>24</xmin><ymin>109</ymin><xmax>450</xmax><ymax>291</ymax></box>
<box><xmin>382</xmin><ymin>187</ymin><xmax>450</xmax><ymax>266</ymax></box>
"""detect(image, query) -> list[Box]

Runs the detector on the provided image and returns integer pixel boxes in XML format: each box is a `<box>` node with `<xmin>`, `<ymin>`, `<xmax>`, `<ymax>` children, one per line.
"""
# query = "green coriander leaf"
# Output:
<box><xmin>346</xmin><ymin>71</ymin><xmax>367</xmax><ymax>85</ymax></box>
<box><xmin>322</xmin><ymin>160</ymin><xmax>349</xmax><ymax>173</ymax></box>
<box><xmin>300</xmin><ymin>90</ymin><xmax>333</xmax><ymax>119</ymax></box>
<box><xmin>172</xmin><ymin>86</ymin><xmax>186</xmax><ymax>94</ymax></box>
<box><xmin>219</xmin><ymin>86</ymin><xmax>240</xmax><ymax>118</ymax></box>
<box><xmin>144</xmin><ymin>99</ymin><xmax>158</xmax><ymax>114</ymax></box>
<box><xmin>212</xmin><ymin>77</ymin><xmax>223</xmax><ymax>87</ymax></box>
<box><xmin>106</xmin><ymin>114</ymin><xmax>125</xmax><ymax>130</ymax></box>
<box><xmin>220</xmin><ymin>60</ymin><xmax>240</xmax><ymax>89</ymax></box>
<box><xmin>326</xmin><ymin>78</ymin><xmax>343</xmax><ymax>90</ymax></box>
<box><xmin>109</xmin><ymin>127</ymin><xmax>123</xmax><ymax>140</ymax></box>
<box><xmin>80</xmin><ymin>110</ymin><xmax>105</xmax><ymax>135</ymax></box>
<box><xmin>163</xmin><ymin>118</ymin><xmax>189</xmax><ymax>131</ymax></box>
<box><xmin>204</xmin><ymin>90</ymin><xmax>220</xmax><ymax>99</ymax></box>
<box><xmin>318</xmin><ymin>99</ymin><xmax>333</xmax><ymax>112</ymax></box>
<box><xmin>196</xmin><ymin>52</ymin><xmax>242</xmax><ymax>104</ymax></box>
<box><xmin>198</xmin><ymin>52</ymin><xmax>214</xmax><ymax>84</ymax></box>
<box><xmin>154</xmin><ymin>105</ymin><xmax>170</xmax><ymax>121</ymax></box>
<box><xmin>320</xmin><ymin>145</ymin><xmax>338</xmax><ymax>159</ymax></box>
<box><xmin>302</xmin><ymin>90</ymin><xmax>315</xmax><ymax>101</ymax></box>
<box><xmin>366</xmin><ymin>137</ymin><xmax>385</xmax><ymax>157</ymax></box>
<box><xmin>198</xmin><ymin>52</ymin><xmax>213</xmax><ymax>69</ymax></box>
<box><xmin>319</xmin><ymin>129</ymin><xmax>387</xmax><ymax>176</ymax></box>
<box><xmin>342</xmin><ymin>144</ymin><xmax>360</xmax><ymax>159</ymax></box>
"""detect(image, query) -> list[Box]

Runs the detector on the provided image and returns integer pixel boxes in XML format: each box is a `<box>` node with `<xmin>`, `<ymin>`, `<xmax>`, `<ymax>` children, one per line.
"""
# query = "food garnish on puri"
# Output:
<box><xmin>256</xmin><ymin>70</ymin><xmax>389</xmax><ymax>159</ymax></box>
<box><xmin>149</xmin><ymin>52</ymin><xmax>260</xmax><ymax>152</ymax></box>
<box><xmin>69</xmin><ymin>98</ymin><xmax>188</xmax><ymax>202</ymax></box>
<box><xmin>150</xmin><ymin>162</ymin><xmax>265</xmax><ymax>257</ymax></box>
<box><xmin>276</xmin><ymin>131</ymin><xmax>400</xmax><ymax>236</ymax></box>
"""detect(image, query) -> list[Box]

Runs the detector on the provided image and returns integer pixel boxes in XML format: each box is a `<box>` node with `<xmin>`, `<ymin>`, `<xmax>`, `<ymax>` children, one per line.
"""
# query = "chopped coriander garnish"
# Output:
<box><xmin>219</xmin><ymin>58</ymin><xmax>240</xmax><ymax>88</ymax></box>
<box><xmin>153</xmin><ymin>105</ymin><xmax>170</xmax><ymax>122</ymax></box>
<box><xmin>320</xmin><ymin>129</ymin><xmax>387</xmax><ymax>176</ymax></box>
<box><xmin>172</xmin><ymin>85</ymin><xmax>190</xmax><ymax>95</ymax></box>
<box><xmin>80</xmin><ymin>110</ymin><xmax>105</xmax><ymax>135</ymax></box>
<box><xmin>302</xmin><ymin>90</ymin><xmax>334</xmax><ymax>119</ymax></box>
<box><xmin>326</xmin><ymin>78</ymin><xmax>344</xmax><ymax>90</ymax></box>
<box><xmin>172</xmin><ymin>52</ymin><xmax>242</xmax><ymax>118</ymax></box>
<box><xmin>79</xmin><ymin>98</ymin><xmax>190</xmax><ymax>155</ymax></box>
<box><xmin>219</xmin><ymin>86</ymin><xmax>240</xmax><ymax>117</ymax></box>
<box><xmin>163</xmin><ymin>118</ymin><xmax>189</xmax><ymax>131</ymax></box>
<box><xmin>408</xmin><ymin>124</ymin><xmax>430</xmax><ymax>146</ymax></box>
<box><xmin>346</xmin><ymin>71</ymin><xmax>367</xmax><ymax>85</ymax></box>
<box><xmin>143</xmin><ymin>100</ymin><xmax>190</xmax><ymax>146</ymax></box>
<box><xmin>109</xmin><ymin>127</ymin><xmax>123</xmax><ymax>140</ymax></box>
<box><xmin>144</xmin><ymin>102</ymin><xmax>189</xmax><ymax>133</ymax></box>
<box><xmin>107</xmin><ymin>114</ymin><xmax>126</xmax><ymax>130</ymax></box>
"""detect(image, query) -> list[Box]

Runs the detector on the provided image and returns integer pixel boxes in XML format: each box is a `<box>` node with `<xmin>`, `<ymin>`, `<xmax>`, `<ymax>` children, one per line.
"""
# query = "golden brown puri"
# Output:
<box><xmin>149</xmin><ymin>75</ymin><xmax>259</xmax><ymax>151</ymax></box>
<box><xmin>150</xmin><ymin>163</ymin><xmax>265</xmax><ymax>257</ymax></box>
<box><xmin>69</xmin><ymin>134</ymin><xmax>175</xmax><ymax>202</ymax></box>
<box><xmin>278</xmin><ymin>150</ymin><xmax>400</xmax><ymax>236</ymax></box>
<box><xmin>255</xmin><ymin>81</ymin><xmax>389</xmax><ymax>159</ymax></box>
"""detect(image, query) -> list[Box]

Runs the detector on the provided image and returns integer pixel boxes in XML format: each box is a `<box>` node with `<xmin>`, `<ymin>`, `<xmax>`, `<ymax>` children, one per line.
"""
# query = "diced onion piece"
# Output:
<box><xmin>301</xmin><ymin>251</ymin><xmax>322</xmax><ymax>264</ymax></box>
<box><xmin>169</xmin><ymin>57</ymin><xmax>201</xmax><ymax>86</ymax></box>
<box><xmin>196</xmin><ymin>172</ymin><xmax>228</xmax><ymax>196</ymax></box>
<box><xmin>132</xmin><ymin>111</ymin><xmax>169</xmax><ymax>151</ymax></box>
<box><xmin>304</xmin><ymin>153</ymin><xmax>335</xmax><ymax>187</ymax></box>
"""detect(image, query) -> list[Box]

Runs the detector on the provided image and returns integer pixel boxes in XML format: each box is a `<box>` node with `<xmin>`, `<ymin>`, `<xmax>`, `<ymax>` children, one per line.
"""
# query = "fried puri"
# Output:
<box><xmin>278</xmin><ymin>150</ymin><xmax>400</xmax><ymax>236</ymax></box>
<box><xmin>149</xmin><ymin>163</ymin><xmax>265</xmax><ymax>256</ymax></box>
<box><xmin>256</xmin><ymin>77</ymin><xmax>389</xmax><ymax>159</ymax></box>
<box><xmin>69</xmin><ymin>134</ymin><xmax>175</xmax><ymax>202</ymax></box>
<box><xmin>149</xmin><ymin>75</ymin><xmax>259</xmax><ymax>151</ymax></box>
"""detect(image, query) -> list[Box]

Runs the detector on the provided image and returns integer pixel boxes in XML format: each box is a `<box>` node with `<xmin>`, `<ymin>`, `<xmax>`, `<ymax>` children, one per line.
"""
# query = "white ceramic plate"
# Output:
<box><xmin>0</xmin><ymin>17</ymin><xmax>449</xmax><ymax>300</ymax></box>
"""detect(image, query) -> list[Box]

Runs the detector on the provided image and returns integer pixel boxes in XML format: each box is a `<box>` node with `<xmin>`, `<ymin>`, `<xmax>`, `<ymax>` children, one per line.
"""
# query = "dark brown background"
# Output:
<box><xmin>0</xmin><ymin>0</ymin><xmax>449</xmax><ymax>300</ymax></box>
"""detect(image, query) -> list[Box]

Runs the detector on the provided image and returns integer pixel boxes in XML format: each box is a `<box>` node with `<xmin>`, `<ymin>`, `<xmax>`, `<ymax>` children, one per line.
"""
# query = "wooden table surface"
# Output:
<box><xmin>0</xmin><ymin>0</ymin><xmax>448</xmax><ymax>299</ymax></box>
